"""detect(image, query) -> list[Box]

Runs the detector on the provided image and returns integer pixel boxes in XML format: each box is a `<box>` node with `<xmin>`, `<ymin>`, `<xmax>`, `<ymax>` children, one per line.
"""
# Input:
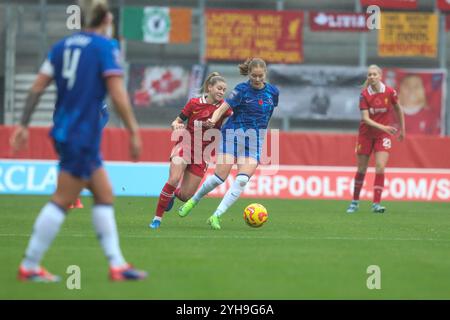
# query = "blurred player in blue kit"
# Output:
<box><xmin>178</xmin><ymin>58</ymin><xmax>279</xmax><ymax>230</ymax></box>
<box><xmin>70</xmin><ymin>37</ymin><xmax>118</xmax><ymax>209</ymax></box>
<box><xmin>10</xmin><ymin>0</ymin><xmax>147</xmax><ymax>282</ymax></box>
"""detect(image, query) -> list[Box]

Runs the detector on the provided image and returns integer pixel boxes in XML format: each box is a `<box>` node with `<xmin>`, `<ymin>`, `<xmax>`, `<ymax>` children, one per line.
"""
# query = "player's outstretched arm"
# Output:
<box><xmin>106</xmin><ymin>76</ymin><xmax>141</xmax><ymax>160</ymax></box>
<box><xmin>10</xmin><ymin>73</ymin><xmax>52</xmax><ymax>153</ymax></box>
<box><xmin>206</xmin><ymin>101</ymin><xmax>230</xmax><ymax>127</ymax></box>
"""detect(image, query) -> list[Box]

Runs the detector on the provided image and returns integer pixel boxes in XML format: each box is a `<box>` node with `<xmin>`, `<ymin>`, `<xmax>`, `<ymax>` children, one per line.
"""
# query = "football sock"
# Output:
<box><xmin>352</xmin><ymin>172</ymin><xmax>366</xmax><ymax>201</ymax></box>
<box><xmin>155</xmin><ymin>183</ymin><xmax>176</xmax><ymax>218</ymax></box>
<box><xmin>21</xmin><ymin>202</ymin><xmax>66</xmax><ymax>271</ymax></box>
<box><xmin>192</xmin><ymin>174</ymin><xmax>224</xmax><ymax>203</ymax></box>
<box><xmin>92</xmin><ymin>204</ymin><xmax>126</xmax><ymax>268</ymax></box>
<box><xmin>213</xmin><ymin>174</ymin><xmax>249</xmax><ymax>217</ymax></box>
<box><xmin>373</xmin><ymin>173</ymin><xmax>385</xmax><ymax>204</ymax></box>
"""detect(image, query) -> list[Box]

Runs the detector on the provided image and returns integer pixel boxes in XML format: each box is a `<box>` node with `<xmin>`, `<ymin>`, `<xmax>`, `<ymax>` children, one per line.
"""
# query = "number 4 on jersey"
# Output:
<box><xmin>63</xmin><ymin>48</ymin><xmax>81</xmax><ymax>90</ymax></box>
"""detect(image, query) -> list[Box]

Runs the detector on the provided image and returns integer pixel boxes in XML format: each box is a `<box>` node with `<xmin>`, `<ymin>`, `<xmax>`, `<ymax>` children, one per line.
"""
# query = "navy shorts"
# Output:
<box><xmin>54</xmin><ymin>141</ymin><xmax>103</xmax><ymax>179</ymax></box>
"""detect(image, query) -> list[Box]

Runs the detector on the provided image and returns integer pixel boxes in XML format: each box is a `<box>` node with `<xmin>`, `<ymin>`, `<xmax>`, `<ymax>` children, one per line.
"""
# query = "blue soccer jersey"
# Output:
<box><xmin>40</xmin><ymin>31</ymin><xmax>123</xmax><ymax>150</ymax></box>
<box><xmin>220</xmin><ymin>81</ymin><xmax>279</xmax><ymax>161</ymax></box>
<box><xmin>223</xmin><ymin>81</ymin><xmax>279</xmax><ymax>131</ymax></box>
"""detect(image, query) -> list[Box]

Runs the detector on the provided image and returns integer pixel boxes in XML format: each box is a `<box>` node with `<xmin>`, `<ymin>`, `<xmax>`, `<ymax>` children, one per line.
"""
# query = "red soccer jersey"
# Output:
<box><xmin>179</xmin><ymin>95</ymin><xmax>232</xmax><ymax>150</ymax></box>
<box><xmin>359</xmin><ymin>82</ymin><xmax>398</xmax><ymax>137</ymax></box>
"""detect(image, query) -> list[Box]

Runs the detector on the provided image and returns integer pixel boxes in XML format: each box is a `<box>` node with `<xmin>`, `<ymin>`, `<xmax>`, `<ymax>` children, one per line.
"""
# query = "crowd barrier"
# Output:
<box><xmin>1</xmin><ymin>126</ymin><xmax>450</xmax><ymax>168</ymax></box>
<box><xmin>0</xmin><ymin>160</ymin><xmax>448</xmax><ymax>201</ymax></box>
<box><xmin>1</xmin><ymin>126</ymin><xmax>449</xmax><ymax>201</ymax></box>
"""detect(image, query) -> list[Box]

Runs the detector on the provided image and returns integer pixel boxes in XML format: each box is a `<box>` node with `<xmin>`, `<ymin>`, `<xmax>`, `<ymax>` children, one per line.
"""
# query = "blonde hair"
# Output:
<box><xmin>362</xmin><ymin>64</ymin><xmax>383</xmax><ymax>89</ymax></box>
<box><xmin>78</xmin><ymin>0</ymin><xmax>109</xmax><ymax>28</ymax></box>
<box><xmin>200</xmin><ymin>72</ymin><xmax>226</xmax><ymax>94</ymax></box>
<box><xmin>238</xmin><ymin>58</ymin><xmax>267</xmax><ymax>76</ymax></box>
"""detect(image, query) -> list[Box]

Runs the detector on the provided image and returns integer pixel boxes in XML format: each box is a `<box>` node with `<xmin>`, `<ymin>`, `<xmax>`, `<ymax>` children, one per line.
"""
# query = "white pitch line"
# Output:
<box><xmin>1</xmin><ymin>233</ymin><xmax>450</xmax><ymax>242</ymax></box>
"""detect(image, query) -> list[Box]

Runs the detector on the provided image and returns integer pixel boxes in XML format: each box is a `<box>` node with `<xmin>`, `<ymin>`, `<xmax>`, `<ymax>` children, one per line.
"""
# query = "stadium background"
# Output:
<box><xmin>1</xmin><ymin>0</ymin><xmax>450</xmax><ymax>301</ymax></box>
<box><xmin>0</xmin><ymin>0</ymin><xmax>448</xmax><ymax>201</ymax></box>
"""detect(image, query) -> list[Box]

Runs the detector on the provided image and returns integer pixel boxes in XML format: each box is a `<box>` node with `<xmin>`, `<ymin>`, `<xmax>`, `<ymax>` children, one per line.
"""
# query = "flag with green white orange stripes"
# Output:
<box><xmin>121</xmin><ymin>6</ymin><xmax>192</xmax><ymax>44</ymax></box>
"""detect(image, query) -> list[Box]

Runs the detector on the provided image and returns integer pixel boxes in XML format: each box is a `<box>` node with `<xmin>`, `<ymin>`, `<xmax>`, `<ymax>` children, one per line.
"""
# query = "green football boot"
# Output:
<box><xmin>207</xmin><ymin>215</ymin><xmax>221</xmax><ymax>230</ymax></box>
<box><xmin>178</xmin><ymin>198</ymin><xmax>197</xmax><ymax>217</ymax></box>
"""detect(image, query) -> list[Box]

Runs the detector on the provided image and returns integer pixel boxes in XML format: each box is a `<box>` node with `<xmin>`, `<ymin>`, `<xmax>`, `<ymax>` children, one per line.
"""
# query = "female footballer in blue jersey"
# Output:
<box><xmin>178</xmin><ymin>58</ymin><xmax>279</xmax><ymax>230</ymax></box>
<box><xmin>10</xmin><ymin>0</ymin><xmax>147</xmax><ymax>282</ymax></box>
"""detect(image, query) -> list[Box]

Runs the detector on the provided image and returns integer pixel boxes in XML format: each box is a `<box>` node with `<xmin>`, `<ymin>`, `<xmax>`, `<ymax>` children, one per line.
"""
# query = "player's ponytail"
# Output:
<box><xmin>201</xmin><ymin>72</ymin><xmax>226</xmax><ymax>94</ymax></box>
<box><xmin>239</xmin><ymin>58</ymin><xmax>267</xmax><ymax>76</ymax></box>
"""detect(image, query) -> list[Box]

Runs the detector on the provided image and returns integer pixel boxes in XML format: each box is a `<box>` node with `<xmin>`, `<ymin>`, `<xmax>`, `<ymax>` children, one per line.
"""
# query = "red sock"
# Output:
<box><xmin>352</xmin><ymin>172</ymin><xmax>366</xmax><ymax>201</ymax></box>
<box><xmin>155</xmin><ymin>183</ymin><xmax>176</xmax><ymax>218</ymax></box>
<box><xmin>373</xmin><ymin>173</ymin><xmax>385</xmax><ymax>204</ymax></box>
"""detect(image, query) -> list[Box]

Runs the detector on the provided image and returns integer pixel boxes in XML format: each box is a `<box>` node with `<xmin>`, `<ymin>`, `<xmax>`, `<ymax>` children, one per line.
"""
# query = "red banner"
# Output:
<box><xmin>309</xmin><ymin>11</ymin><xmax>368</xmax><ymax>32</ymax></box>
<box><xmin>438</xmin><ymin>0</ymin><xmax>450</xmax><ymax>11</ymax></box>
<box><xmin>205</xmin><ymin>9</ymin><xmax>303</xmax><ymax>63</ymax></box>
<box><xmin>206</xmin><ymin>166</ymin><xmax>450</xmax><ymax>202</ymax></box>
<box><xmin>2</xmin><ymin>127</ymin><xmax>450</xmax><ymax>168</ymax></box>
<box><xmin>360</xmin><ymin>0</ymin><xmax>417</xmax><ymax>9</ymax></box>
<box><xmin>383</xmin><ymin>68</ymin><xmax>446</xmax><ymax>135</ymax></box>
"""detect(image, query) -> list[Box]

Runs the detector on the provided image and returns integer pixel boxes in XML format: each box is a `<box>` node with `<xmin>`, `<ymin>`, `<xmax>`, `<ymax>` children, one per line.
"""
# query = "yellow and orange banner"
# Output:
<box><xmin>205</xmin><ymin>9</ymin><xmax>303</xmax><ymax>63</ymax></box>
<box><xmin>378</xmin><ymin>12</ymin><xmax>438</xmax><ymax>58</ymax></box>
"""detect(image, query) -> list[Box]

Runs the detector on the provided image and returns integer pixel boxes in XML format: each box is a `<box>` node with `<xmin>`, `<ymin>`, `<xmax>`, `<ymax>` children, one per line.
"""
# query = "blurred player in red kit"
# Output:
<box><xmin>347</xmin><ymin>64</ymin><xmax>405</xmax><ymax>214</ymax></box>
<box><xmin>148</xmin><ymin>72</ymin><xmax>232</xmax><ymax>229</ymax></box>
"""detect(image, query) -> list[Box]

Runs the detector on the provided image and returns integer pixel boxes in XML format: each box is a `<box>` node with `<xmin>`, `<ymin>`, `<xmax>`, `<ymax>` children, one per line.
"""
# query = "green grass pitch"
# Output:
<box><xmin>1</xmin><ymin>195</ymin><xmax>450</xmax><ymax>299</ymax></box>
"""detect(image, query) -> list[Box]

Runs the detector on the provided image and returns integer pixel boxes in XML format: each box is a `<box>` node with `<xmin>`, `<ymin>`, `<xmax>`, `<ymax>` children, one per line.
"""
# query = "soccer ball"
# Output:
<box><xmin>243</xmin><ymin>203</ymin><xmax>268</xmax><ymax>228</ymax></box>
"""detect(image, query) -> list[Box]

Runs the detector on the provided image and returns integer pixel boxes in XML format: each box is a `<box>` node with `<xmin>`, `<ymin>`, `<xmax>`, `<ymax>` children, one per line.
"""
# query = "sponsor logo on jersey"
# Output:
<box><xmin>369</xmin><ymin>107</ymin><xmax>388</xmax><ymax>115</ymax></box>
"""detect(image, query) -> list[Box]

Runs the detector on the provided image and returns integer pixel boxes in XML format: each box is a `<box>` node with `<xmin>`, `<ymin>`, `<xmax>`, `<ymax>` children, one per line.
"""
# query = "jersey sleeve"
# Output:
<box><xmin>99</xmin><ymin>40</ymin><xmax>123</xmax><ymax>77</ymax></box>
<box><xmin>225</xmin><ymin>85</ymin><xmax>244</xmax><ymax>109</ymax></box>
<box><xmin>39</xmin><ymin>51</ymin><xmax>54</xmax><ymax>77</ymax></box>
<box><xmin>180</xmin><ymin>100</ymin><xmax>194</xmax><ymax>118</ymax></box>
<box><xmin>359</xmin><ymin>92</ymin><xmax>368</xmax><ymax>110</ymax></box>
<box><xmin>272</xmin><ymin>86</ymin><xmax>279</xmax><ymax>107</ymax></box>
<box><xmin>390</xmin><ymin>88</ymin><xmax>399</xmax><ymax>105</ymax></box>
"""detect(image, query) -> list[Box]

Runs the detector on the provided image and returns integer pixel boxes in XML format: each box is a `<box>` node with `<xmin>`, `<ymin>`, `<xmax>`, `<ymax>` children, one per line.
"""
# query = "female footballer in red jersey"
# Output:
<box><xmin>347</xmin><ymin>65</ymin><xmax>405</xmax><ymax>214</ymax></box>
<box><xmin>149</xmin><ymin>72</ymin><xmax>232</xmax><ymax>229</ymax></box>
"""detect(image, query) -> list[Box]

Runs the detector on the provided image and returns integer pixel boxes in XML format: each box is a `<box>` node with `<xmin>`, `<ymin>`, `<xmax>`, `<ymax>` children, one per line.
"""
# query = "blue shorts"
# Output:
<box><xmin>54</xmin><ymin>141</ymin><xmax>103</xmax><ymax>179</ymax></box>
<box><xmin>219</xmin><ymin>128</ymin><xmax>264</xmax><ymax>162</ymax></box>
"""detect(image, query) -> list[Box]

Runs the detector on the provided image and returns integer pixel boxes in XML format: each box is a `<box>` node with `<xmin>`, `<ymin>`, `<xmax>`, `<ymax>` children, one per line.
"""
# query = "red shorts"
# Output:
<box><xmin>170</xmin><ymin>143</ymin><xmax>208</xmax><ymax>178</ymax></box>
<box><xmin>356</xmin><ymin>134</ymin><xmax>392</xmax><ymax>155</ymax></box>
